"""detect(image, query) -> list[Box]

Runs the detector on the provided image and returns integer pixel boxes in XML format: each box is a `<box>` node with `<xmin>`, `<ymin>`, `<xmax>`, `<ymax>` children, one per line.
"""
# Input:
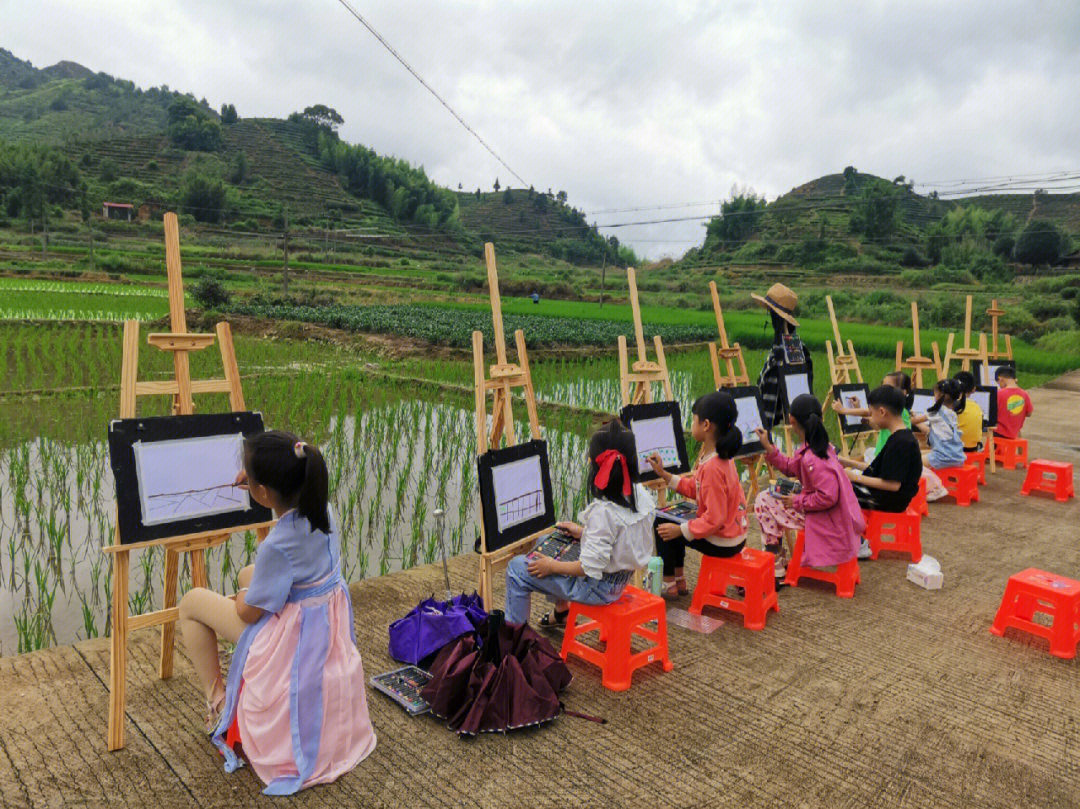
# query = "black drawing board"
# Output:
<box><xmin>969</xmin><ymin>385</ymin><xmax>999</xmax><ymax>429</ymax></box>
<box><xmin>618</xmin><ymin>401</ymin><xmax>691</xmax><ymax>482</ymax></box>
<box><xmin>910</xmin><ymin>388</ymin><xmax>936</xmax><ymax>419</ymax></box>
<box><xmin>726</xmin><ymin>385</ymin><xmax>768</xmax><ymax>458</ymax></box>
<box><xmin>108</xmin><ymin>411</ymin><xmax>272</xmax><ymax>545</ymax></box>
<box><xmin>780</xmin><ymin>365</ymin><xmax>812</xmax><ymax>412</ymax></box>
<box><xmin>973</xmin><ymin>359</ymin><xmax>1016</xmax><ymax>387</ymax></box>
<box><xmin>477</xmin><ymin>439</ymin><xmax>555</xmax><ymax>554</ymax></box>
<box><xmin>833</xmin><ymin>383</ymin><xmax>872</xmax><ymax>435</ymax></box>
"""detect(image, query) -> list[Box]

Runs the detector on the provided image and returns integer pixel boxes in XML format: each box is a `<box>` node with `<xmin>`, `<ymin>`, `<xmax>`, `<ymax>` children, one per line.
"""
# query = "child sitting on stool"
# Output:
<box><xmin>753</xmin><ymin>394</ymin><xmax>865</xmax><ymax>579</ymax></box>
<box><xmin>912</xmin><ymin>378</ymin><xmax>967</xmax><ymax>501</ymax></box>
<box><xmin>647</xmin><ymin>391</ymin><xmax>748</xmax><ymax>597</ymax></box>
<box><xmin>953</xmin><ymin>371</ymin><xmax>984</xmax><ymax>452</ymax></box>
<box><xmin>505</xmin><ymin>419</ymin><xmax>655</xmax><ymax>627</ymax></box>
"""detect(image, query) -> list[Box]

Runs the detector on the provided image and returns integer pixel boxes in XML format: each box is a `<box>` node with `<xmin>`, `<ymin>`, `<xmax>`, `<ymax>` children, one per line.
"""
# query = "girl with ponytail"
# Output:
<box><xmin>506</xmin><ymin>419</ymin><xmax>656</xmax><ymax>627</ymax></box>
<box><xmin>913</xmin><ymin>378</ymin><xmax>967</xmax><ymax>501</ymax></box>
<box><xmin>178</xmin><ymin>430</ymin><xmax>376</xmax><ymax>794</ymax></box>
<box><xmin>753</xmin><ymin>394</ymin><xmax>865</xmax><ymax>579</ymax></box>
<box><xmin>648</xmin><ymin>391</ymin><xmax>748</xmax><ymax>597</ymax></box>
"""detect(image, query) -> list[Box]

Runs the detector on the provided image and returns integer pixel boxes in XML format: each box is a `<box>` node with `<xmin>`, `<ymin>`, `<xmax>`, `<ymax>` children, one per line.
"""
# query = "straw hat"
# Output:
<box><xmin>751</xmin><ymin>283</ymin><xmax>800</xmax><ymax>327</ymax></box>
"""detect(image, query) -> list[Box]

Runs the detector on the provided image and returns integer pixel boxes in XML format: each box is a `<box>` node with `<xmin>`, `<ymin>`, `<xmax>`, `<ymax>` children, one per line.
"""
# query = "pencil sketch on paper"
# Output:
<box><xmin>134</xmin><ymin>433</ymin><xmax>250</xmax><ymax>527</ymax></box>
<box><xmin>492</xmin><ymin>454</ymin><xmax>545</xmax><ymax>532</ymax></box>
<box><xmin>631</xmin><ymin>415</ymin><xmax>680</xmax><ymax>474</ymax></box>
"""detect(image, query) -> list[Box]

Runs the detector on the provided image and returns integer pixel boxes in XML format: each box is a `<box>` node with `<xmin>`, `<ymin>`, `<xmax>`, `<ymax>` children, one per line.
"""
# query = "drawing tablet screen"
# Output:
<box><xmin>727</xmin><ymin>385</ymin><xmax>767</xmax><ymax>457</ymax></box>
<box><xmin>477</xmin><ymin>439</ymin><xmax>555</xmax><ymax>553</ymax></box>
<box><xmin>618</xmin><ymin>401</ymin><xmax>691</xmax><ymax>482</ymax></box>
<box><xmin>109</xmin><ymin>411</ymin><xmax>273</xmax><ymax>545</ymax></box>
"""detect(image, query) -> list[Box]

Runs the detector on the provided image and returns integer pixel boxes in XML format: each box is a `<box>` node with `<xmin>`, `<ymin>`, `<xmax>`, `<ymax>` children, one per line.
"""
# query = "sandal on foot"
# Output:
<box><xmin>660</xmin><ymin>580</ymin><xmax>684</xmax><ymax>599</ymax></box>
<box><xmin>540</xmin><ymin>609</ymin><xmax>569</xmax><ymax>628</ymax></box>
<box><xmin>205</xmin><ymin>691</ymin><xmax>226</xmax><ymax>735</ymax></box>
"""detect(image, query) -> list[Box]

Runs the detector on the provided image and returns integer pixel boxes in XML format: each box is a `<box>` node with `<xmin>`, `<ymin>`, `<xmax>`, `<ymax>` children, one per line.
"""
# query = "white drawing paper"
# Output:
<box><xmin>841</xmin><ymin>389</ymin><xmax>869</xmax><ymax>428</ymax></box>
<box><xmin>982</xmin><ymin>362</ymin><xmax>1012</xmax><ymax>386</ymax></box>
<box><xmin>910</xmin><ymin>392</ymin><xmax>936</xmax><ymax>417</ymax></box>
<box><xmin>491</xmin><ymin>454</ymin><xmax>546</xmax><ymax>532</ymax></box>
<box><xmin>134</xmin><ymin>433</ymin><xmax>250</xmax><ymax>526</ymax></box>
<box><xmin>734</xmin><ymin>395</ymin><xmax>764</xmax><ymax>444</ymax></box>
<box><xmin>784</xmin><ymin>373</ymin><xmax>811</xmax><ymax>406</ymax></box>
<box><xmin>969</xmin><ymin>389</ymin><xmax>993</xmax><ymax>426</ymax></box>
<box><xmin>631</xmin><ymin>414</ymin><xmax>680</xmax><ymax>474</ymax></box>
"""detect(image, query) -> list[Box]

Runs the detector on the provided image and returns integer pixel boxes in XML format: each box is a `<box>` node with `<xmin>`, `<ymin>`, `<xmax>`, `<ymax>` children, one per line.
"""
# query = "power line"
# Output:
<box><xmin>332</xmin><ymin>0</ymin><xmax>530</xmax><ymax>189</ymax></box>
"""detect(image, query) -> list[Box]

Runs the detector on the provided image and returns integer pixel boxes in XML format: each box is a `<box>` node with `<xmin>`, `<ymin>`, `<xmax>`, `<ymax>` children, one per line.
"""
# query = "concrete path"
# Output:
<box><xmin>2</xmin><ymin>374</ymin><xmax>1079</xmax><ymax>808</ymax></box>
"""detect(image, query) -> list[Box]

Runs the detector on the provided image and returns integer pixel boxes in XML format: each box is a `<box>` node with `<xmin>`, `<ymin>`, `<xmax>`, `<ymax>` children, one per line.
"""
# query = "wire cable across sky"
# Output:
<box><xmin>332</xmin><ymin>0</ymin><xmax>530</xmax><ymax>189</ymax></box>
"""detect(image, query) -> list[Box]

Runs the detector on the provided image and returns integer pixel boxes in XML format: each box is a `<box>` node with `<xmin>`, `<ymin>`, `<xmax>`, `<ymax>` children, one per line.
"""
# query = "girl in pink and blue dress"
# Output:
<box><xmin>177</xmin><ymin>431</ymin><xmax>376</xmax><ymax>795</ymax></box>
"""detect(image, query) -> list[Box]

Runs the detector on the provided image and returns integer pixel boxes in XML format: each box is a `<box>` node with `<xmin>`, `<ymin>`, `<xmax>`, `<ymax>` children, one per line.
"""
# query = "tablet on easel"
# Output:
<box><xmin>969</xmin><ymin>385</ymin><xmax>998</xmax><ymax>429</ymax></box>
<box><xmin>780</xmin><ymin>366</ymin><xmax>812</xmax><ymax>413</ymax></box>
<box><xmin>973</xmin><ymin>358</ymin><xmax>1015</xmax><ymax>387</ymax></box>
<box><xmin>477</xmin><ymin>440</ymin><xmax>556</xmax><ymax>554</ymax></box>
<box><xmin>619</xmin><ymin>400</ymin><xmax>690</xmax><ymax>482</ymax></box>
<box><xmin>910</xmin><ymin>388</ymin><xmax>936</xmax><ymax>419</ymax></box>
<box><xmin>726</xmin><ymin>385</ymin><xmax>767</xmax><ymax>458</ymax></box>
<box><xmin>832</xmin><ymin>383</ymin><xmax>871</xmax><ymax>435</ymax></box>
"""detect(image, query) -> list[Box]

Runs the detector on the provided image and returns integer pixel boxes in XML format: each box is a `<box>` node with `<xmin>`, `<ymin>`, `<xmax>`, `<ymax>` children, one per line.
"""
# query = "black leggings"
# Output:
<box><xmin>853</xmin><ymin>484</ymin><xmax>906</xmax><ymax>514</ymax></box>
<box><xmin>654</xmin><ymin>523</ymin><xmax>745</xmax><ymax>577</ymax></box>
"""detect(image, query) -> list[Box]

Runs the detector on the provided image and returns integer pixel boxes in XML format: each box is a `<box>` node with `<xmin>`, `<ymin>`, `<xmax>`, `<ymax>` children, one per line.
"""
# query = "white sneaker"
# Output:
<box><xmin>857</xmin><ymin>538</ymin><xmax>873</xmax><ymax>560</ymax></box>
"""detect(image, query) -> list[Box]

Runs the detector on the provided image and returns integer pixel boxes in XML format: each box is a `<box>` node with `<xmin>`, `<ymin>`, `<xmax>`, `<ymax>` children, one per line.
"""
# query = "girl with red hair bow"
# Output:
<box><xmin>504</xmin><ymin>419</ymin><xmax>656</xmax><ymax>627</ymax></box>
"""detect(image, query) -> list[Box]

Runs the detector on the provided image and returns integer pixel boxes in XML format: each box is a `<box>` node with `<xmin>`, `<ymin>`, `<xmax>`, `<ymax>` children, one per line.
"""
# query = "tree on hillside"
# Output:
<box><xmin>703</xmin><ymin>193</ymin><xmax>766</xmax><ymax>250</ymax></box>
<box><xmin>220</xmin><ymin>103</ymin><xmax>238</xmax><ymax>124</ymax></box>
<box><xmin>475</xmin><ymin>188</ymin><xmax>481</xmax><ymax>200</ymax></box>
<box><xmin>556</xmin><ymin>190</ymin><xmax>567</xmax><ymax>203</ymax></box>
<box><xmin>167</xmin><ymin>96</ymin><xmax>222</xmax><ymax>151</ymax></box>
<box><xmin>1014</xmin><ymin>219</ymin><xmax>1064</xmax><ymax>266</ymax></box>
<box><xmin>842</xmin><ymin>166</ymin><xmax>858</xmax><ymax>195</ymax></box>
<box><xmin>503</xmin><ymin>188</ymin><xmax>513</xmax><ymax>204</ymax></box>
<box><xmin>229</xmin><ymin>151</ymin><xmax>250</xmax><ymax>185</ymax></box>
<box><xmin>493</xmin><ymin>178</ymin><xmax>500</xmax><ymax>192</ymax></box>
<box><xmin>181</xmin><ymin>170</ymin><xmax>232</xmax><ymax>223</ymax></box>
<box><xmin>849</xmin><ymin>179</ymin><xmax>899</xmax><ymax>239</ymax></box>
<box><xmin>301</xmin><ymin>104</ymin><xmax>344</xmax><ymax>131</ymax></box>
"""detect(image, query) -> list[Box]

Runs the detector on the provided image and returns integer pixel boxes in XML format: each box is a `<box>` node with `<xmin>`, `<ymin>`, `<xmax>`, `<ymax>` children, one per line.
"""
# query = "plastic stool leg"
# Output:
<box><xmin>599</xmin><ymin>619</ymin><xmax>633</xmax><ymax>691</ymax></box>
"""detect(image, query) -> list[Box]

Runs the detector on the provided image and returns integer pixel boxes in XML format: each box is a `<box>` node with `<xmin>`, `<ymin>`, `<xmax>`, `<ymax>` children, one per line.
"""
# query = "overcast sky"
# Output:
<box><xmin>6</xmin><ymin>1</ymin><xmax>1079</xmax><ymax>258</ymax></box>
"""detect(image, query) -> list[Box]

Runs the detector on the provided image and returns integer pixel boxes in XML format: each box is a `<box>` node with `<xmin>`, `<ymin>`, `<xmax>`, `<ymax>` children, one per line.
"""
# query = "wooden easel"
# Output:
<box><xmin>895</xmin><ymin>301</ymin><xmax>941</xmax><ymax>388</ymax></box>
<box><xmin>822</xmin><ymin>295</ymin><xmax>876</xmax><ymax>457</ymax></box>
<box><xmin>104</xmin><ymin>212</ymin><xmax>273</xmax><ymax>751</ymax></box>
<box><xmin>986</xmin><ymin>299</ymin><xmax>1014</xmax><ymax>362</ymax></box>
<box><xmin>473</xmin><ymin>243</ymin><xmax>544</xmax><ymax>609</ymax></box>
<box><xmin>618</xmin><ymin>268</ymin><xmax>674</xmax><ymax>406</ymax></box>
<box><xmin>940</xmin><ymin>295</ymin><xmax>983</xmax><ymax>377</ymax></box>
<box><xmin>706</xmin><ymin>280</ymin><xmax>764</xmax><ymax>497</ymax></box>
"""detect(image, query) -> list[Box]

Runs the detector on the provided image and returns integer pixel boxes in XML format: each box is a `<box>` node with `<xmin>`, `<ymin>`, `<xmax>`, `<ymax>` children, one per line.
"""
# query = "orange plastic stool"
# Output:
<box><xmin>221</xmin><ymin>681</ymin><xmax>243</xmax><ymax>756</ymax></box>
<box><xmin>783</xmin><ymin>531</ymin><xmax>860</xmax><ymax>598</ymax></box>
<box><xmin>910</xmin><ymin>476</ymin><xmax>929</xmax><ymax>517</ymax></box>
<box><xmin>561</xmin><ymin>586</ymin><xmax>673</xmax><ymax>691</ymax></box>
<box><xmin>862</xmin><ymin>508</ymin><xmax>922</xmax><ymax>562</ymax></box>
<box><xmin>964</xmin><ymin>447</ymin><xmax>989</xmax><ymax>485</ymax></box>
<box><xmin>990</xmin><ymin>569</ymin><xmax>1080</xmax><ymax>659</ymax></box>
<box><xmin>689</xmin><ymin>548</ymin><xmax>779</xmax><ymax>630</ymax></box>
<box><xmin>1021</xmin><ymin>459</ymin><xmax>1075</xmax><ymax>503</ymax></box>
<box><xmin>935</xmin><ymin>466</ymin><xmax>980</xmax><ymax>506</ymax></box>
<box><xmin>993</xmin><ymin>436</ymin><xmax>1028</xmax><ymax>470</ymax></box>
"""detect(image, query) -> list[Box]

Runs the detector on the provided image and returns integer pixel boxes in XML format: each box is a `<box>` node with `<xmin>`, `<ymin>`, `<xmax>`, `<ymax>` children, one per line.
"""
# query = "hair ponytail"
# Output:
<box><xmin>244</xmin><ymin>430</ymin><xmax>332</xmax><ymax>535</ymax></box>
<box><xmin>692</xmin><ymin>391</ymin><xmax>741</xmax><ymax>460</ymax></box>
<box><xmin>929</xmin><ymin>378</ymin><xmax>963</xmax><ymax>415</ymax></box>
<box><xmin>790</xmin><ymin>394</ymin><xmax>830</xmax><ymax>459</ymax></box>
<box><xmin>885</xmin><ymin>371</ymin><xmax>915</xmax><ymax>411</ymax></box>
<box><xmin>295</xmin><ymin>443</ymin><xmax>331</xmax><ymax>535</ymax></box>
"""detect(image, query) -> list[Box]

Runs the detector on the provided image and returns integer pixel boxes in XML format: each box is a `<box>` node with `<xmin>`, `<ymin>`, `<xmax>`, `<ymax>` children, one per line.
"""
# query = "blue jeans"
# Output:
<box><xmin>504</xmin><ymin>555</ymin><xmax>630</xmax><ymax>625</ymax></box>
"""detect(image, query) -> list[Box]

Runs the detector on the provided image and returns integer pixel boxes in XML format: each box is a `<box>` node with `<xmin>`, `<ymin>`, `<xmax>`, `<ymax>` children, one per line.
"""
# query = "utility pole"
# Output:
<box><xmin>282</xmin><ymin>206</ymin><xmax>290</xmax><ymax>295</ymax></box>
<box><xmin>41</xmin><ymin>210</ymin><xmax>48</xmax><ymax>259</ymax></box>
<box><xmin>599</xmin><ymin>253</ymin><xmax>607</xmax><ymax>308</ymax></box>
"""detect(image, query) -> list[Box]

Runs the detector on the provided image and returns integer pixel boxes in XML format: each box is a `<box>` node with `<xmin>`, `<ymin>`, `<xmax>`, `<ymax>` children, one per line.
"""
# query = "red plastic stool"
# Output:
<box><xmin>783</xmin><ymin>531</ymin><xmax>860</xmax><ymax>598</ymax></box>
<box><xmin>1021</xmin><ymin>459</ymin><xmax>1075</xmax><ymax>502</ymax></box>
<box><xmin>689</xmin><ymin>548</ymin><xmax>779</xmax><ymax>630</ymax></box>
<box><xmin>862</xmin><ymin>508</ymin><xmax>922</xmax><ymax>562</ymax></box>
<box><xmin>964</xmin><ymin>447</ymin><xmax>989</xmax><ymax>485</ymax></box>
<box><xmin>935</xmin><ymin>466</ymin><xmax>980</xmax><ymax>506</ymax></box>
<box><xmin>990</xmin><ymin>569</ymin><xmax>1080</xmax><ymax>659</ymax></box>
<box><xmin>910</xmin><ymin>476</ymin><xmax>929</xmax><ymax>517</ymax></box>
<box><xmin>993</xmin><ymin>436</ymin><xmax>1028</xmax><ymax>470</ymax></box>
<box><xmin>221</xmin><ymin>681</ymin><xmax>243</xmax><ymax>756</ymax></box>
<box><xmin>561</xmin><ymin>586</ymin><xmax>673</xmax><ymax>691</ymax></box>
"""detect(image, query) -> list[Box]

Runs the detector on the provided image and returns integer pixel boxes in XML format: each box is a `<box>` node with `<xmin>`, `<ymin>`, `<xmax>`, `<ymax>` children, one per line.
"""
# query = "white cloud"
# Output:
<box><xmin>6</xmin><ymin>0</ymin><xmax>1079</xmax><ymax>258</ymax></box>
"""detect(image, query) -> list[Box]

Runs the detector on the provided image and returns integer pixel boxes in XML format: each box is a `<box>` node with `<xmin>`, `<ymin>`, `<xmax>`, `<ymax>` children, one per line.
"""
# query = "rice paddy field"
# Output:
<box><xmin>1</xmin><ymin>279</ymin><xmax>1077</xmax><ymax>656</ymax></box>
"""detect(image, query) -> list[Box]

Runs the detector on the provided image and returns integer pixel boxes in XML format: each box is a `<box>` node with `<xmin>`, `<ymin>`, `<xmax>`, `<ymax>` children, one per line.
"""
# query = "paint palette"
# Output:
<box><xmin>370</xmin><ymin>666</ymin><xmax>433</xmax><ymax>715</ymax></box>
<box><xmin>530</xmin><ymin>529</ymin><xmax>581</xmax><ymax>562</ymax></box>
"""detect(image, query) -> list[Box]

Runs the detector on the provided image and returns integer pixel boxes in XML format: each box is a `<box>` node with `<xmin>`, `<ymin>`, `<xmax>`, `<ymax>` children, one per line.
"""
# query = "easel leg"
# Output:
<box><xmin>478</xmin><ymin>556</ymin><xmax>493</xmax><ymax>610</ymax></box>
<box><xmin>190</xmin><ymin>548</ymin><xmax>208</xmax><ymax>589</ymax></box>
<box><xmin>988</xmin><ymin>434</ymin><xmax>997</xmax><ymax>474</ymax></box>
<box><xmin>107</xmin><ymin>550</ymin><xmax>130</xmax><ymax>751</ymax></box>
<box><xmin>158</xmin><ymin>548</ymin><xmax>179</xmax><ymax>680</ymax></box>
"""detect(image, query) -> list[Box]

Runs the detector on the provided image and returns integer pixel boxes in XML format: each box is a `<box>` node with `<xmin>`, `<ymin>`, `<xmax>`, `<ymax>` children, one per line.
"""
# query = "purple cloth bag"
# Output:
<box><xmin>389</xmin><ymin>592</ymin><xmax>487</xmax><ymax>666</ymax></box>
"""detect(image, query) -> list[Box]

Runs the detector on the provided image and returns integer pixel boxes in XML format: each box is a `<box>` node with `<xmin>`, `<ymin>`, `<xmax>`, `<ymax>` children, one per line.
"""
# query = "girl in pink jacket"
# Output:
<box><xmin>753</xmin><ymin>394</ymin><xmax>865</xmax><ymax>580</ymax></box>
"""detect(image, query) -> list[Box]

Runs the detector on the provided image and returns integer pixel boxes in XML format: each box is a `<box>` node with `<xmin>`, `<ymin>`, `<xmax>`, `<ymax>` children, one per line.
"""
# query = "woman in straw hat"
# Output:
<box><xmin>751</xmin><ymin>283</ymin><xmax>814</xmax><ymax>429</ymax></box>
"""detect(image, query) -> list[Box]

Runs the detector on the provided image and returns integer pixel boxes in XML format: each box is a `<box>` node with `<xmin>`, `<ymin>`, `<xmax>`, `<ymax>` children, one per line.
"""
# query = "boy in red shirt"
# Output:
<box><xmin>994</xmin><ymin>367</ymin><xmax>1033</xmax><ymax>439</ymax></box>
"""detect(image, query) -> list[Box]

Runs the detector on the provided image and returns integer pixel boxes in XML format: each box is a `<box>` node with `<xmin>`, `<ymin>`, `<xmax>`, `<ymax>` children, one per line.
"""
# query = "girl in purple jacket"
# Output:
<box><xmin>753</xmin><ymin>394</ymin><xmax>865</xmax><ymax>579</ymax></box>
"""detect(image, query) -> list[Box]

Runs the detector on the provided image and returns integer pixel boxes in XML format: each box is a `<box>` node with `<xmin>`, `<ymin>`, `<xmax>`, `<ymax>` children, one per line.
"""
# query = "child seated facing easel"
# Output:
<box><xmin>840</xmin><ymin>385</ymin><xmax>924</xmax><ymax>518</ymax></box>
<box><xmin>647</xmin><ymin>391</ymin><xmax>748</xmax><ymax>597</ymax></box>
<box><xmin>994</xmin><ymin>366</ymin><xmax>1033</xmax><ymax>440</ymax></box>
<box><xmin>912</xmin><ymin>378</ymin><xmax>967</xmax><ymax>501</ymax></box>
<box><xmin>504</xmin><ymin>419</ymin><xmax>656</xmax><ymax>627</ymax></box>
<box><xmin>953</xmin><ymin>371</ymin><xmax>984</xmax><ymax>452</ymax></box>
<box><xmin>831</xmin><ymin>371</ymin><xmax>914</xmax><ymax>462</ymax></box>
<box><xmin>753</xmin><ymin>394</ymin><xmax>864</xmax><ymax>578</ymax></box>
<box><xmin>177</xmin><ymin>431</ymin><xmax>376</xmax><ymax>795</ymax></box>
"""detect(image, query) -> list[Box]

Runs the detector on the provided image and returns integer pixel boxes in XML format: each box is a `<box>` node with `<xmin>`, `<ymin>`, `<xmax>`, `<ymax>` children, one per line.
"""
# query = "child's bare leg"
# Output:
<box><xmin>178</xmin><ymin>588</ymin><xmax>248</xmax><ymax>703</ymax></box>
